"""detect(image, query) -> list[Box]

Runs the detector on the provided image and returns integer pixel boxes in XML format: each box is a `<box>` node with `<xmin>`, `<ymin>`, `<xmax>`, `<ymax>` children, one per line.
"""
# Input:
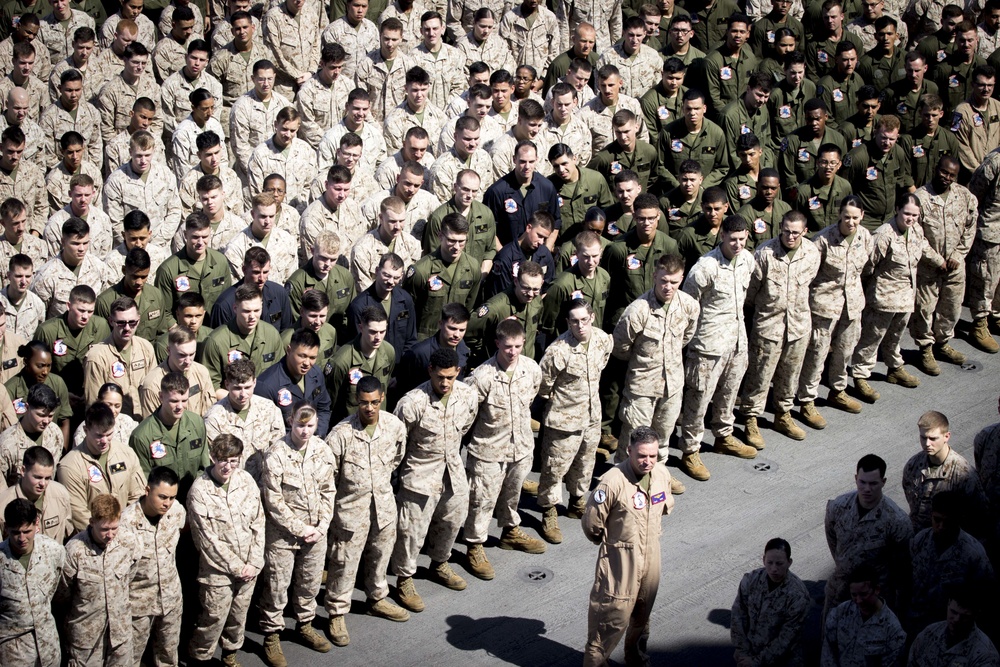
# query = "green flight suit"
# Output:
<box><xmin>588</xmin><ymin>140</ymin><xmax>660</xmax><ymax>195</ymax></box>
<box><xmin>768</xmin><ymin>78</ymin><xmax>819</xmax><ymax>143</ymax></box>
<box><xmin>779</xmin><ymin>126</ymin><xmax>849</xmax><ymax>192</ymax></box>
<box><xmin>898</xmin><ymin>125</ymin><xmax>960</xmax><ymax>189</ymax></box>
<box><xmin>424</xmin><ymin>200</ymin><xmax>498</xmax><ymax>262</ymax></box>
<box><xmin>33</xmin><ymin>313</ymin><xmax>110</xmax><ymax>396</ymax></box>
<box><xmin>201</xmin><ymin>320</ymin><xmax>283</xmax><ymax>390</ymax></box>
<box><xmin>539</xmin><ymin>266</ymin><xmax>611</xmax><ymax>335</ymax></box>
<box><xmin>552</xmin><ymin>167</ymin><xmax>615</xmax><ymax>245</ymax></box>
<box><xmin>466</xmin><ymin>288</ymin><xmax>542</xmax><ymax>364</ymax></box>
<box><xmin>675</xmin><ymin>215</ymin><xmax>720</xmax><ymax>271</ymax></box>
<box><xmin>601</xmin><ymin>230</ymin><xmax>679</xmax><ymax>327</ymax></box>
<box><xmin>840</xmin><ymin>140</ymin><xmax>913</xmax><ymax>230</ymax></box>
<box><xmin>280</xmin><ymin>323</ymin><xmax>338</xmax><ymax>375</ymax></box>
<box><xmin>327</xmin><ymin>337</ymin><xmax>395</xmax><ymax>421</ymax></box>
<box><xmin>737</xmin><ymin>198</ymin><xmax>792</xmax><ymax>249</ymax></box>
<box><xmin>285</xmin><ymin>263</ymin><xmax>355</xmax><ymax>342</ymax></box>
<box><xmin>794</xmin><ymin>175</ymin><xmax>854</xmax><ymax>234</ymax></box>
<box><xmin>659</xmin><ymin>118</ymin><xmax>728</xmax><ymax>189</ymax></box>
<box><xmin>129</xmin><ymin>409</ymin><xmax>209</xmax><ymax>499</ymax></box>
<box><xmin>405</xmin><ymin>249</ymin><xmax>482</xmax><ymax>339</ymax></box>
<box><xmin>96</xmin><ymin>282</ymin><xmax>172</xmax><ymax>343</ymax></box>
<box><xmin>154</xmin><ymin>247</ymin><xmax>232</xmax><ymax>315</ymax></box>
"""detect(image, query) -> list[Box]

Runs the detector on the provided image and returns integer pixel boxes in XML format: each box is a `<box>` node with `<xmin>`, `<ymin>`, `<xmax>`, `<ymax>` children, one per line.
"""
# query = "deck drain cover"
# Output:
<box><xmin>519</xmin><ymin>567</ymin><xmax>554</xmax><ymax>584</ymax></box>
<box><xmin>747</xmin><ymin>459</ymin><xmax>778</xmax><ymax>473</ymax></box>
<box><xmin>960</xmin><ymin>360</ymin><xmax>982</xmax><ymax>372</ymax></box>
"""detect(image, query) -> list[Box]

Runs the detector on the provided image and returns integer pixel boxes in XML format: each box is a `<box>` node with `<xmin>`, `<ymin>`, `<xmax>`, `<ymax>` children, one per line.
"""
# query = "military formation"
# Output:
<box><xmin>0</xmin><ymin>0</ymin><xmax>999</xmax><ymax>663</ymax></box>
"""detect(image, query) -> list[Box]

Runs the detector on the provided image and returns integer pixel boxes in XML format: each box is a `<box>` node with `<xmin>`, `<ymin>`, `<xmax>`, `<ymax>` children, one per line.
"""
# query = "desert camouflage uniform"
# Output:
<box><xmin>379</xmin><ymin>0</ymin><xmax>424</xmax><ymax>51</ymax></box>
<box><xmin>324</xmin><ymin>410</ymin><xmax>406</xmax><ymax>614</ymax></box>
<box><xmin>539</xmin><ymin>112</ymin><xmax>592</xmax><ymax>168</ymax></box>
<box><xmin>186</xmin><ymin>467</ymin><xmax>265</xmax><ymax>661</ymax></box>
<box><xmin>383</xmin><ymin>100</ymin><xmax>448</xmax><ymax>156</ymax></box>
<box><xmin>56</xmin><ymin>441</ymin><xmax>146</xmax><ymax>533</ymax></box>
<box><xmin>0</xmin><ymin>73</ymin><xmax>46</xmax><ymax>121</ymax></box>
<box><xmin>47</xmin><ymin>56</ymin><xmax>101</xmax><ymax>107</ymax></box>
<box><xmin>223</xmin><ymin>225</ymin><xmax>298</xmax><ymax>284</ymax></box>
<box><xmin>58</xmin><ymin>523</ymin><xmax>141</xmax><ymax>667</ymax></box>
<box><xmin>426</xmin><ymin>149</ymin><xmax>490</xmax><ymax>205</ymax></box>
<box><xmin>103</xmin><ymin>160</ymin><xmax>182</xmax><ymax>248</ymax></box>
<box><xmin>436</xmin><ymin>111</ymin><xmax>502</xmax><ymax>156</ymax></box>
<box><xmin>498</xmin><ymin>5</ymin><xmax>559</xmax><ymax>79</ymax></box>
<box><xmin>0</xmin><ymin>114</ymin><xmax>44</xmax><ymax>168</ymax></box>
<box><xmin>362</xmin><ymin>188</ymin><xmax>441</xmax><ymax>241</ymax></box>
<box><xmin>179</xmin><ymin>163</ymin><xmax>246</xmax><ymax>219</ymax></box>
<box><xmin>797</xmin><ymin>223</ymin><xmax>873</xmax><ymax>403</ymax></box>
<box><xmin>228</xmin><ymin>89</ymin><xmax>293</xmax><ymax>177</ymax></box>
<box><xmin>908</xmin><ymin>619</ymin><xmax>1000</xmax><ymax>666</ymax></box>
<box><xmin>355</xmin><ymin>49</ymin><xmax>413</xmax><ymax>123</ymax></box>
<box><xmin>170</xmin><ymin>116</ymin><xmax>229</xmax><ymax>180</ymax></box>
<box><xmin>822</xmin><ymin>597</ymin><xmax>906</xmax><ymax>667</ymax></box>
<box><xmin>410</xmin><ymin>42</ymin><xmax>465</xmax><ymax>111</ymax></box>
<box><xmin>43</xmin><ymin>162</ymin><xmax>104</xmax><ymax>218</ymax></box>
<box><xmin>852</xmin><ymin>219</ymin><xmax>944</xmax><ymax>380</ymax></box>
<box><xmin>295</xmin><ymin>71</ymin><xmax>354</xmax><ymax>149</ymax></box>
<box><xmin>258</xmin><ymin>433</ymin><xmax>336</xmax><ymax>634</ymax></box>
<box><xmin>247</xmin><ymin>137</ymin><xmax>317</xmax><ymax>212</ymax></box>
<box><xmin>731</xmin><ymin>567</ymin><xmax>811</xmax><ymax>667</ymax></box>
<box><xmin>95</xmin><ymin>73</ymin><xmax>162</xmax><ymax>143</ymax></box>
<box><xmin>902</xmin><ymin>448</ymin><xmax>985</xmax><ymax>532</ymax></box>
<box><xmin>100</xmin><ymin>13</ymin><xmax>157</xmax><ymax>51</ymax></box>
<box><xmin>374</xmin><ymin>149</ymin><xmax>434</xmax><ymax>191</ymax></box>
<box><xmin>120</xmin><ymin>498</ymin><xmax>186</xmax><ymax>667</ymax></box>
<box><xmin>536</xmin><ymin>328</ymin><xmax>612</xmax><ymax>509</ymax></box>
<box><xmin>317</xmin><ymin>119</ymin><xmax>387</xmax><ymax>175</ymax></box>
<box><xmin>596</xmin><ymin>43</ymin><xmax>661</xmax><ymax>99</ymax></box>
<box><xmin>262</xmin><ymin>2</ymin><xmax>323</xmax><ymax>98</ymax></box>
<box><xmin>0</xmin><ymin>421</ymin><xmax>63</xmax><ymax>486</ymax></box>
<box><xmin>613</xmin><ymin>288</ymin><xmax>699</xmax><ymax>462</ymax></box>
<box><xmin>464</xmin><ymin>354</ymin><xmax>541</xmax><ymax>543</ymax></box>
<box><xmin>488</xmin><ymin>129</ymin><xmax>552</xmax><ymax>181</ymax></box>
<box><xmin>390</xmin><ymin>380</ymin><xmax>478</xmax><ymax>577</ymax></box>
<box><xmin>159</xmin><ymin>69</ymin><xmax>225</xmax><ymax>139</ymax></box>
<box><xmin>30</xmin><ymin>253</ymin><xmax>114</xmax><ymax>318</ymax></box>
<box><xmin>203</xmin><ymin>395</ymin><xmax>284</xmax><ymax>482</ymax></box>
<box><xmin>1</xmin><ymin>289</ymin><xmax>44</xmax><ymax>340</ymax></box>
<box><xmin>103</xmin><ymin>128</ymin><xmax>168</xmax><ymax>178</ymax></box>
<box><xmin>823</xmin><ymin>490</ymin><xmax>912</xmax><ymax>612</ymax></box>
<box><xmin>151</xmin><ymin>36</ymin><xmax>190</xmax><ymax>84</ymax></box>
<box><xmin>446</xmin><ymin>0</ymin><xmax>508</xmax><ymax>37</ymax></box>
<box><xmin>37</xmin><ymin>100</ymin><xmax>102</xmax><ymax>169</ymax></box>
<box><xmin>0</xmin><ymin>533</ymin><xmax>64</xmax><ymax>667</ymax></box>
<box><xmin>741</xmin><ymin>237</ymin><xmax>821</xmax><ymax>417</ymax></box>
<box><xmin>350</xmin><ymin>226</ymin><xmax>422</xmax><ymax>292</ymax></box>
<box><xmin>298</xmin><ymin>195</ymin><xmax>367</xmax><ymax>263</ymax></box>
<box><xmin>321</xmin><ymin>17</ymin><xmax>378</xmax><ymax>82</ymax></box>
<box><xmin>0</xmin><ymin>37</ymin><xmax>51</xmax><ymax>81</ymax></box>
<box><xmin>553</xmin><ymin>0</ymin><xmax>620</xmax><ymax>52</ymax></box>
<box><xmin>911</xmin><ymin>181</ymin><xmax>977</xmax><ymax>348</ymax></box>
<box><xmin>42</xmin><ymin>205</ymin><xmax>112</xmax><ymax>269</ymax></box>
<box><xmin>678</xmin><ymin>247</ymin><xmax>754</xmax><ymax>453</ymax></box>
<box><xmin>908</xmin><ymin>527</ymin><xmax>994</xmax><ymax>629</ymax></box>
<box><xmin>37</xmin><ymin>9</ymin><xmax>92</xmax><ymax>63</ymax></box>
<box><xmin>454</xmin><ymin>31</ymin><xmax>516</xmax><ymax>76</ymax></box>
<box><xmin>580</xmin><ymin>93</ymin><xmax>647</xmax><ymax>154</ymax></box>
<box><xmin>0</xmin><ymin>159</ymin><xmax>46</xmax><ymax>235</ymax></box>
<box><xmin>208</xmin><ymin>38</ymin><xmax>271</xmax><ymax>131</ymax></box>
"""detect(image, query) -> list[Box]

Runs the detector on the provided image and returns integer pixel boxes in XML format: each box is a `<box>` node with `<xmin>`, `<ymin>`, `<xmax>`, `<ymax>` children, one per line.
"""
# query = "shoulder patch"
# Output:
<box><xmin>406</xmin><ymin>264</ymin><xmax>416</xmax><ymax>278</ymax></box>
<box><xmin>593</xmin><ymin>488</ymin><xmax>606</xmax><ymax>504</ymax></box>
<box><xmin>477</xmin><ymin>304</ymin><xmax>489</xmax><ymax>318</ymax></box>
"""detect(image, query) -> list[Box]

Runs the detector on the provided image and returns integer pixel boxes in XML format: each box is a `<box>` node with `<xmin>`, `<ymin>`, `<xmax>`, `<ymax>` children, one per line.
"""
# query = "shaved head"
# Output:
<box><xmin>7</xmin><ymin>87</ymin><xmax>28</xmax><ymax>107</ymax></box>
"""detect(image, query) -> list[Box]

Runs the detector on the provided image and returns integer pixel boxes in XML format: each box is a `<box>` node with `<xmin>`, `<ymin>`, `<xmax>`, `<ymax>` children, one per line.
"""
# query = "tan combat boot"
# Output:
<box><xmin>297</xmin><ymin>622</ymin><xmax>331</xmax><ymax>652</ymax></box>
<box><xmin>565</xmin><ymin>495</ymin><xmax>586</xmax><ymax>519</ymax></box>
<box><xmin>430</xmin><ymin>561</ymin><xmax>468</xmax><ymax>590</ymax></box>
<box><xmin>499</xmin><ymin>526</ymin><xmax>547</xmax><ymax>554</ymax></box>
<box><xmin>714</xmin><ymin>434</ymin><xmax>758</xmax><ymax>459</ymax></box>
<box><xmin>886</xmin><ymin>366</ymin><xmax>920</xmax><ymax>388</ymax></box>
<box><xmin>221</xmin><ymin>651</ymin><xmax>242</xmax><ymax>667</ymax></box>
<box><xmin>799</xmin><ymin>402</ymin><xmax>827</xmax><ymax>429</ymax></box>
<box><xmin>262</xmin><ymin>633</ymin><xmax>286</xmax><ymax>667</ymax></box>
<box><xmin>600</xmin><ymin>433</ymin><xmax>619</xmax><ymax>450</ymax></box>
<box><xmin>971</xmin><ymin>318</ymin><xmax>999</xmax><ymax>353</ymax></box>
<box><xmin>933</xmin><ymin>342</ymin><xmax>966</xmax><ymax>365</ymax></box>
<box><xmin>918</xmin><ymin>346</ymin><xmax>940</xmax><ymax>376</ymax></box>
<box><xmin>395</xmin><ymin>576</ymin><xmax>425</xmax><ymax>612</ymax></box>
<box><xmin>679</xmin><ymin>452</ymin><xmax>710</xmax><ymax>481</ymax></box>
<box><xmin>773</xmin><ymin>412</ymin><xmax>806</xmax><ymax>440</ymax></box>
<box><xmin>466</xmin><ymin>543</ymin><xmax>495</xmax><ymax>580</ymax></box>
<box><xmin>541</xmin><ymin>507</ymin><xmax>563</xmax><ymax>544</ymax></box>
<box><xmin>328</xmin><ymin>615</ymin><xmax>349</xmax><ymax>647</ymax></box>
<box><xmin>368</xmin><ymin>598</ymin><xmax>410</xmax><ymax>622</ymax></box>
<box><xmin>853</xmin><ymin>379</ymin><xmax>880</xmax><ymax>403</ymax></box>
<box><xmin>669</xmin><ymin>475</ymin><xmax>686</xmax><ymax>494</ymax></box>
<box><xmin>521</xmin><ymin>479</ymin><xmax>539</xmax><ymax>496</ymax></box>
<box><xmin>744</xmin><ymin>416</ymin><xmax>765</xmax><ymax>450</ymax></box>
<box><xmin>828</xmin><ymin>389</ymin><xmax>862</xmax><ymax>413</ymax></box>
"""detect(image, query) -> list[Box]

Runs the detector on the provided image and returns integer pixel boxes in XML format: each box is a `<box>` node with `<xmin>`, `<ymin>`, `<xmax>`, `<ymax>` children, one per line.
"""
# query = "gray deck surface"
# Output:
<box><xmin>224</xmin><ymin>320</ymin><xmax>1000</xmax><ymax>667</ymax></box>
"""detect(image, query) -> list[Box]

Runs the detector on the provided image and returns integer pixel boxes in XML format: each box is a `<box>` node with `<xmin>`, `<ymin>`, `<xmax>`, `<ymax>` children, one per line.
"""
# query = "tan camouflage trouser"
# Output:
<box><xmin>0</xmin><ymin>631</ymin><xmax>49</xmax><ymax>667</ymax></box>
<box><xmin>131</xmin><ymin>606</ymin><xmax>182</xmax><ymax>667</ymax></box>
<box><xmin>537</xmin><ymin>422</ymin><xmax>600</xmax><ymax>509</ymax></box>
<box><xmin>911</xmin><ymin>265</ymin><xmax>965</xmax><ymax>347</ymax></box>
<box><xmin>259</xmin><ymin>538</ymin><xmax>328</xmax><ymax>633</ymax></box>
<box><xmin>391</xmin><ymin>474</ymin><xmax>469</xmax><ymax>578</ymax></box>
<box><xmin>616</xmin><ymin>391</ymin><xmax>682</xmax><ymax>463</ymax></box>
<box><xmin>969</xmin><ymin>238</ymin><xmax>1000</xmax><ymax>320</ymax></box>
<box><xmin>740</xmin><ymin>332</ymin><xmax>809</xmax><ymax>416</ymax></box>
<box><xmin>66</xmin><ymin>628</ymin><xmax>132</xmax><ymax>667</ymax></box>
<box><xmin>325</xmin><ymin>508</ymin><xmax>396</xmax><ymax>615</ymax></box>
<box><xmin>852</xmin><ymin>309</ymin><xmax>910</xmax><ymax>379</ymax></box>
<box><xmin>678</xmin><ymin>345</ymin><xmax>748</xmax><ymax>454</ymax></box>
<box><xmin>188</xmin><ymin>578</ymin><xmax>256</xmax><ymax>660</ymax></box>
<box><xmin>464</xmin><ymin>455</ymin><xmax>532</xmax><ymax>543</ymax></box>
<box><xmin>798</xmin><ymin>308</ymin><xmax>861</xmax><ymax>402</ymax></box>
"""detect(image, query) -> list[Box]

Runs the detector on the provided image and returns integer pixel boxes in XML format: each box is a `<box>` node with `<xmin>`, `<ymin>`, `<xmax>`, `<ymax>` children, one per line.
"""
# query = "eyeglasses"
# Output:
<box><xmin>113</xmin><ymin>319</ymin><xmax>140</xmax><ymax>329</ymax></box>
<box><xmin>216</xmin><ymin>458</ymin><xmax>241</xmax><ymax>468</ymax></box>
